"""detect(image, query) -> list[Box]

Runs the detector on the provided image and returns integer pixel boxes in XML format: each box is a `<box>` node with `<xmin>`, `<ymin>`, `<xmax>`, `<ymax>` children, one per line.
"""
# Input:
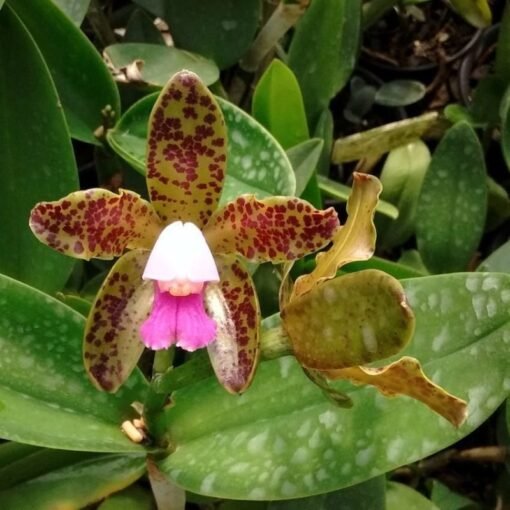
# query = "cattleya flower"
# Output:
<box><xmin>29</xmin><ymin>70</ymin><xmax>340</xmax><ymax>394</ymax></box>
<box><xmin>279</xmin><ymin>173</ymin><xmax>468</xmax><ymax>427</ymax></box>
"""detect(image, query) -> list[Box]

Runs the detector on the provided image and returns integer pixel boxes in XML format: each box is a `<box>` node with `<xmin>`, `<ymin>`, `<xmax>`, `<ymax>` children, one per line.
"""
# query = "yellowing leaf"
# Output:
<box><xmin>292</xmin><ymin>173</ymin><xmax>381</xmax><ymax>298</ymax></box>
<box><xmin>324</xmin><ymin>356</ymin><xmax>468</xmax><ymax>427</ymax></box>
<box><xmin>449</xmin><ymin>0</ymin><xmax>492</xmax><ymax>28</ymax></box>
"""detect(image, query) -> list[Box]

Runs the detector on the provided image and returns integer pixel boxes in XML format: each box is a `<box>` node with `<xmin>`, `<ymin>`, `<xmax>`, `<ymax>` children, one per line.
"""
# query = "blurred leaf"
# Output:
<box><xmin>344</xmin><ymin>83</ymin><xmax>377</xmax><ymax>124</ymax></box>
<box><xmin>288</xmin><ymin>0</ymin><xmax>361</xmax><ymax>127</ymax></box>
<box><xmin>10</xmin><ymin>0</ymin><xmax>120</xmax><ymax>145</ymax></box>
<box><xmin>477</xmin><ymin>239</ymin><xmax>510</xmax><ymax>272</ymax></box>
<box><xmin>287</xmin><ymin>139</ymin><xmax>323</xmax><ymax>196</ymax></box>
<box><xmin>107</xmin><ymin>93</ymin><xmax>296</xmax><ymax>202</ymax></box>
<box><xmin>104</xmin><ymin>43</ymin><xmax>219</xmax><ymax>88</ymax></box>
<box><xmin>148</xmin><ymin>459</ymin><xmax>186</xmax><ymax>510</ymax></box>
<box><xmin>375</xmin><ymin>80</ymin><xmax>426</xmax><ymax>107</ymax></box>
<box><xmin>317</xmin><ymin>175</ymin><xmax>398</xmax><ymax>218</ymax></box>
<box><xmin>283</xmin><ymin>270</ymin><xmax>414</xmax><ymax>369</ymax></box>
<box><xmin>430</xmin><ymin>480</ymin><xmax>479</xmax><ymax>510</ymax></box>
<box><xmin>314</xmin><ymin>108</ymin><xmax>334</xmax><ymax>175</ymax></box>
<box><xmin>0</xmin><ymin>454</ymin><xmax>146</xmax><ymax>510</ymax></box>
<box><xmin>158</xmin><ymin>272</ymin><xmax>510</xmax><ymax>499</ymax></box>
<box><xmin>343</xmin><ymin>256</ymin><xmax>426</xmax><ymax>279</ymax></box>
<box><xmin>99</xmin><ymin>485</ymin><xmax>154</xmax><ymax>510</ymax></box>
<box><xmin>470</xmin><ymin>75</ymin><xmax>507</xmax><ymax>126</ymax></box>
<box><xmin>56</xmin><ymin>293</ymin><xmax>92</xmax><ymax>316</ymax></box>
<box><xmin>444</xmin><ymin>104</ymin><xmax>477</xmax><ymax>125</ymax></box>
<box><xmin>376</xmin><ymin>140</ymin><xmax>431</xmax><ymax>248</ymax></box>
<box><xmin>333</xmin><ymin>112</ymin><xmax>449</xmax><ymax>163</ymax></box>
<box><xmin>252</xmin><ymin>59</ymin><xmax>309</xmax><ymax>149</ymax></box>
<box><xmin>0</xmin><ymin>4</ymin><xmax>78</xmax><ymax>293</ymax></box>
<box><xmin>486</xmin><ymin>175</ymin><xmax>510</xmax><ymax>231</ymax></box>
<box><xmin>386</xmin><ymin>482</ymin><xmax>439</xmax><ymax>510</ymax></box>
<box><xmin>0</xmin><ymin>273</ymin><xmax>148</xmax><ymax>452</ymax></box>
<box><xmin>124</xmin><ymin>8</ymin><xmax>165</xmax><ymax>44</ymax></box>
<box><xmin>51</xmin><ymin>0</ymin><xmax>90</xmax><ymax>25</ymax></box>
<box><xmin>416</xmin><ymin>122</ymin><xmax>487</xmax><ymax>273</ymax></box>
<box><xmin>448</xmin><ymin>0</ymin><xmax>491</xmax><ymax>28</ymax></box>
<box><xmin>501</xmin><ymin>85</ymin><xmax>510</xmax><ymax>171</ymax></box>
<box><xmin>495</xmin><ymin>2</ymin><xmax>510</xmax><ymax>84</ymax></box>
<box><xmin>138</xmin><ymin>0</ymin><xmax>261</xmax><ymax>69</ymax></box>
<box><xmin>293</xmin><ymin>173</ymin><xmax>381</xmax><ymax>298</ymax></box>
<box><xmin>398</xmin><ymin>250</ymin><xmax>429</xmax><ymax>275</ymax></box>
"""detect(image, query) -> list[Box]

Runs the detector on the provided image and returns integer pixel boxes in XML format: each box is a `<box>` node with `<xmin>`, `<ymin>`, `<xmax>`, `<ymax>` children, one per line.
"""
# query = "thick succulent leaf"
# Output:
<box><xmin>124</xmin><ymin>9</ymin><xmax>166</xmax><ymax>44</ymax></box>
<box><xmin>376</xmin><ymin>140</ymin><xmax>431</xmax><ymax>249</ymax></box>
<box><xmin>99</xmin><ymin>486</ymin><xmax>154</xmax><ymax>510</ymax></box>
<box><xmin>205</xmin><ymin>256</ymin><xmax>260</xmax><ymax>394</ymax></box>
<box><xmin>9</xmin><ymin>0</ymin><xmax>120</xmax><ymax>145</ymax></box>
<box><xmin>416</xmin><ymin>122</ymin><xmax>487</xmax><ymax>273</ymax></box>
<box><xmin>107</xmin><ymin>93</ymin><xmax>296</xmax><ymax>203</ymax></box>
<box><xmin>282</xmin><ymin>270</ymin><xmax>414</xmax><ymax>370</ymax></box>
<box><xmin>449</xmin><ymin>0</ymin><xmax>491</xmax><ymax>28</ymax></box>
<box><xmin>51</xmin><ymin>0</ymin><xmax>90</xmax><ymax>25</ymax></box>
<box><xmin>374</xmin><ymin>80</ymin><xmax>426</xmax><ymax>107</ymax></box>
<box><xmin>287</xmin><ymin>139</ymin><xmax>324</xmax><ymax>197</ymax></box>
<box><xmin>0</xmin><ymin>274</ymin><xmax>148</xmax><ymax>452</ymax></box>
<box><xmin>104</xmin><ymin>43</ymin><xmax>219</xmax><ymax>87</ymax></box>
<box><xmin>30</xmin><ymin>189</ymin><xmax>162</xmax><ymax>260</ymax></box>
<box><xmin>288</xmin><ymin>0</ymin><xmax>361</xmax><ymax>126</ymax></box>
<box><xmin>293</xmin><ymin>173</ymin><xmax>381</xmax><ymax>298</ymax></box>
<box><xmin>332</xmin><ymin>113</ymin><xmax>449</xmax><ymax>163</ymax></box>
<box><xmin>204</xmin><ymin>195</ymin><xmax>339</xmax><ymax>263</ymax></box>
<box><xmin>85</xmin><ymin>250</ymin><xmax>153</xmax><ymax>392</ymax></box>
<box><xmin>324</xmin><ymin>357</ymin><xmax>467</xmax><ymax>427</ymax></box>
<box><xmin>0</xmin><ymin>5</ymin><xmax>78</xmax><ymax>293</ymax></box>
<box><xmin>0</xmin><ymin>454</ymin><xmax>146</xmax><ymax>510</ymax></box>
<box><xmin>478</xmin><ymin>238</ymin><xmax>510</xmax><ymax>272</ymax></box>
<box><xmin>387</xmin><ymin>482</ymin><xmax>439</xmax><ymax>510</ymax></box>
<box><xmin>157</xmin><ymin>272</ymin><xmax>510</xmax><ymax>499</ymax></box>
<box><xmin>252</xmin><ymin>59</ymin><xmax>309</xmax><ymax>150</ymax></box>
<box><xmin>148</xmin><ymin>457</ymin><xmax>186</xmax><ymax>510</ymax></box>
<box><xmin>495</xmin><ymin>3</ymin><xmax>510</xmax><ymax>84</ymax></box>
<box><xmin>146</xmin><ymin>71</ymin><xmax>227</xmax><ymax>226</ymax></box>
<box><xmin>501</xmin><ymin>86</ymin><xmax>510</xmax><ymax>172</ymax></box>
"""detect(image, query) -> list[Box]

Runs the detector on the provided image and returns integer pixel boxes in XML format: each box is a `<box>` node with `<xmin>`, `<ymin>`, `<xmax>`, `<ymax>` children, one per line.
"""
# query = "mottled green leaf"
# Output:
<box><xmin>386</xmin><ymin>482</ymin><xmax>439</xmax><ymax>510</ymax></box>
<box><xmin>288</xmin><ymin>0</ymin><xmax>361</xmax><ymax>126</ymax></box>
<box><xmin>138</xmin><ymin>0</ymin><xmax>261</xmax><ymax>69</ymax></box>
<box><xmin>158</xmin><ymin>272</ymin><xmax>510</xmax><ymax>499</ymax></box>
<box><xmin>51</xmin><ymin>0</ymin><xmax>89</xmax><ymax>25</ymax></box>
<box><xmin>416</xmin><ymin>122</ymin><xmax>487</xmax><ymax>273</ymax></box>
<box><xmin>252</xmin><ymin>59</ymin><xmax>309</xmax><ymax>149</ymax></box>
<box><xmin>9</xmin><ymin>0</ymin><xmax>120</xmax><ymax>145</ymax></box>
<box><xmin>430</xmin><ymin>480</ymin><xmax>478</xmax><ymax>510</ymax></box>
<box><xmin>376</xmin><ymin>140</ymin><xmax>431</xmax><ymax>248</ymax></box>
<box><xmin>375</xmin><ymin>80</ymin><xmax>426</xmax><ymax>107</ymax></box>
<box><xmin>0</xmin><ymin>4</ymin><xmax>77</xmax><ymax>293</ymax></box>
<box><xmin>0</xmin><ymin>274</ymin><xmax>148</xmax><ymax>452</ymax></box>
<box><xmin>287</xmin><ymin>139</ymin><xmax>323</xmax><ymax>197</ymax></box>
<box><xmin>0</xmin><ymin>454</ymin><xmax>146</xmax><ymax>510</ymax></box>
<box><xmin>283</xmin><ymin>270</ymin><xmax>414</xmax><ymax>369</ymax></box>
<box><xmin>104</xmin><ymin>43</ymin><xmax>219</xmax><ymax>87</ymax></box>
<box><xmin>332</xmin><ymin>113</ymin><xmax>449</xmax><ymax>163</ymax></box>
<box><xmin>107</xmin><ymin>93</ymin><xmax>295</xmax><ymax>202</ymax></box>
<box><xmin>477</xmin><ymin>239</ymin><xmax>510</xmax><ymax>273</ymax></box>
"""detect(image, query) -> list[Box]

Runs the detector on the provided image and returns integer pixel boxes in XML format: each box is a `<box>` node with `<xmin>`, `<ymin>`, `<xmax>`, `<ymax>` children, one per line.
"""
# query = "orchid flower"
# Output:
<box><xmin>29</xmin><ymin>70</ymin><xmax>340</xmax><ymax>394</ymax></box>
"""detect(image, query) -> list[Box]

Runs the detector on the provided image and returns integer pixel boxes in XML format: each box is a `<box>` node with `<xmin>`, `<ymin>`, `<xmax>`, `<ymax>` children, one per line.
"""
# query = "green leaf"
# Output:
<box><xmin>51</xmin><ymin>0</ymin><xmax>90</xmax><ymax>25</ymax></box>
<box><xmin>287</xmin><ymin>139</ymin><xmax>323</xmax><ymax>197</ymax></box>
<box><xmin>386</xmin><ymin>482</ymin><xmax>439</xmax><ymax>510</ymax></box>
<box><xmin>430</xmin><ymin>480</ymin><xmax>478</xmax><ymax>510</ymax></box>
<box><xmin>0</xmin><ymin>5</ymin><xmax>78</xmax><ymax>293</ymax></box>
<box><xmin>314</xmin><ymin>108</ymin><xmax>334</xmax><ymax>176</ymax></box>
<box><xmin>376</xmin><ymin>140</ymin><xmax>431</xmax><ymax>248</ymax></box>
<box><xmin>495</xmin><ymin>2</ymin><xmax>510</xmax><ymax>84</ymax></box>
<box><xmin>342</xmin><ymin>256</ymin><xmax>426</xmax><ymax>279</ymax></box>
<box><xmin>477</xmin><ymin>239</ymin><xmax>510</xmax><ymax>273</ymax></box>
<box><xmin>501</xmin><ymin>85</ymin><xmax>510</xmax><ymax>171</ymax></box>
<box><xmin>138</xmin><ymin>0</ymin><xmax>261</xmax><ymax>69</ymax></box>
<box><xmin>0</xmin><ymin>454</ymin><xmax>146</xmax><ymax>510</ymax></box>
<box><xmin>416</xmin><ymin>122</ymin><xmax>487</xmax><ymax>273</ymax></box>
<box><xmin>448</xmin><ymin>0</ymin><xmax>491</xmax><ymax>28</ymax></box>
<box><xmin>317</xmin><ymin>175</ymin><xmax>399</xmax><ymax>219</ymax></box>
<box><xmin>158</xmin><ymin>272</ymin><xmax>510</xmax><ymax>499</ymax></box>
<box><xmin>469</xmin><ymin>75</ymin><xmax>507</xmax><ymax>126</ymax></box>
<box><xmin>9</xmin><ymin>0</ymin><xmax>120</xmax><ymax>145</ymax></box>
<box><xmin>486</xmin><ymin>175</ymin><xmax>510</xmax><ymax>231</ymax></box>
<box><xmin>252</xmin><ymin>59</ymin><xmax>309</xmax><ymax>149</ymax></box>
<box><xmin>107</xmin><ymin>93</ymin><xmax>296</xmax><ymax>202</ymax></box>
<box><xmin>0</xmin><ymin>274</ymin><xmax>148</xmax><ymax>452</ymax></box>
<box><xmin>99</xmin><ymin>485</ymin><xmax>154</xmax><ymax>510</ymax></box>
<box><xmin>124</xmin><ymin>9</ymin><xmax>165</xmax><ymax>45</ymax></box>
<box><xmin>288</xmin><ymin>0</ymin><xmax>361</xmax><ymax>127</ymax></box>
<box><xmin>104</xmin><ymin>43</ymin><xmax>219</xmax><ymax>88</ymax></box>
<box><xmin>332</xmin><ymin>112</ymin><xmax>449</xmax><ymax>163</ymax></box>
<box><xmin>374</xmin><ymin>80</ymin><xmax>426</xmax><ymax>107</ymax></box>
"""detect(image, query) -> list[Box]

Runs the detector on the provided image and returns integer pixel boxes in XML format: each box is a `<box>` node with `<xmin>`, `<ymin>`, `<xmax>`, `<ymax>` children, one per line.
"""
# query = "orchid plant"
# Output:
<box><xmin>29</xmin><ymin>70</ymin><xmax>340</xmax><ymax>397</ymax></box>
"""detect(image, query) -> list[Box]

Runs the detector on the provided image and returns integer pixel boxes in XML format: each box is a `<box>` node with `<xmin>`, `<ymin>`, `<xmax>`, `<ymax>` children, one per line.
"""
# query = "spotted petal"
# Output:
<box><xmin>204</xmin><ymin>255</ymin><xmax>260</xmax><ymax>394</ymax></box>
<box><xmin>282</xmin><ymin>270</ymin><xmax>415</xmax><ymax>370</ymax></box>
<box><xmin>323</xmin><ymin>357</ymin><xmax>468</xmax><ymax>427</ymax></box>
<box><xmin>203</xmin><ymin>195</ymin><xmax>339</xmax><ymax>262</ymax></box>
<box><xmin>30</xmin><ymin>189</ymin><xmax>162</xmax><ymax>260</ymax></box>
<box><xmin>146</xmin><ymin>70</ymin><xmax>227</xmax><ymax>226</ymax></box>
<box><xmin>84</xmin><ymin>249</ymin><xmax>153</xmax><ymax>392</ymax></box>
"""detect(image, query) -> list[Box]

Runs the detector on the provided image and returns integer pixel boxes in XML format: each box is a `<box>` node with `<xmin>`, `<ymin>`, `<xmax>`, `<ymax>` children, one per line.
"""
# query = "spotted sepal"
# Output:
<box><xmin>282</xmin><ymin>270</ymin><xmax>414</xmax><ymax>370</ymax></box>
<box><xmin>84</xmin><ymin>249</ymin><xmax>153</xmax><ymax>392</ymax></box>
<box><xmin>292</xmin><ymin>172</ymin><xmax>381</xmax><ymax>298</ymax></box>
<box><xmin>29</xmin><ymin>188</ymin><xmax>162</xmax><ymax>260</ymax></box>
<box><xmin>324</xmin><ymin>356</ymin><xmax>468</xmax><ymax>427</ymax></box>
<box><xmin>203</xmin><ymin>195</ymin><xmax>339</xmax><ymax>263</ymax></box>
<box><xmin>205</xmin><ymin>255</ymin><xmax>260</xmax><ymax>394</ymax></box>
<box><xmin>146</xmin><ymin>70</ymin><xmax>227</xmax><ymax>227</ymax></box>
